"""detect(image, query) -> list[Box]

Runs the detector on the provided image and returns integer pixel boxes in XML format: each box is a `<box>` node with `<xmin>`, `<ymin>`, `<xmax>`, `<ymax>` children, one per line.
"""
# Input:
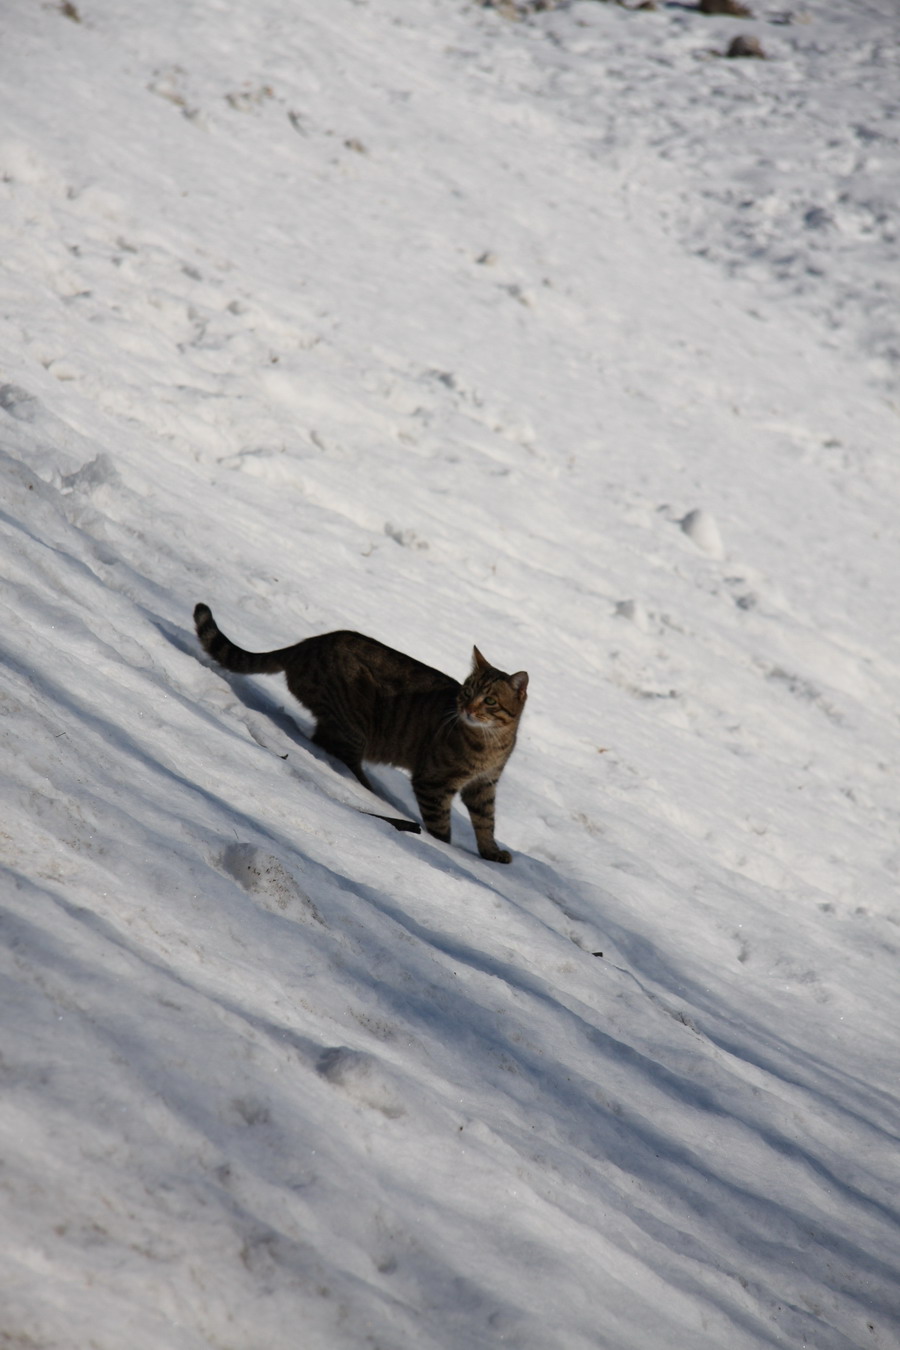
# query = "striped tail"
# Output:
<box><xmin>193</xmin><ymin>603</ymin><xmax>289</xmax><ymax>676</ymax></box>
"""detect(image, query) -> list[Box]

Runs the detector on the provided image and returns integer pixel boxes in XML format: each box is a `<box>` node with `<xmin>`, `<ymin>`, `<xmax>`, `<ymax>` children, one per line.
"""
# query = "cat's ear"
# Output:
<box><xmin>510</xmin><ymin>671</ymin><xmax>528</xmax><ymax>702</ymax></box>
<box><xmin>472</xmin><ymin>645</ymin><xmax>491</xmax><ymax>671</ymax></box>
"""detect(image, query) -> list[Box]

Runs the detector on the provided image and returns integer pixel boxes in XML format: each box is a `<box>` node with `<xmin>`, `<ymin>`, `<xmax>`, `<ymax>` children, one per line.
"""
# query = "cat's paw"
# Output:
<box><xmin>481</xmin><ymin>847</ymin><xmax>512</xmax><ymax>864</ymax></box>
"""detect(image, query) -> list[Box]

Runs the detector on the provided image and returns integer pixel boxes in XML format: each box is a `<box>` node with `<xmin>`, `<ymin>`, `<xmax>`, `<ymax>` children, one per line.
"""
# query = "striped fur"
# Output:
<box><xmin>194</xmin><ymin>604</ymin><xmax>528</xmax><ymax>862</ymax></box>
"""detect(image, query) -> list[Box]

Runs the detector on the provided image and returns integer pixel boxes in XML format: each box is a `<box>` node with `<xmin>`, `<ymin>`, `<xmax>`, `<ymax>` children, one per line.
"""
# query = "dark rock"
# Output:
<box><xmin>726</xmin><ymin>34</ymin><xmax>767</xmax><ymax>58</ymax></box>
<box><xmin>700</xmin><ymin>0</ymin><xmax>754</xmax><ymax>16</ymax></box>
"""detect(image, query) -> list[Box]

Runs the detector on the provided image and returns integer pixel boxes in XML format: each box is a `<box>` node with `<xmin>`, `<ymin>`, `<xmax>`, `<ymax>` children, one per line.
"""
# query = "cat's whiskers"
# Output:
<box><xmin>437</xmin><ymin>705</ymin><xmax>461</xmax><ymax>735</ymax></box>
<box><xmin>460</xmin><ymin>710</ymin><xmax>502</xmax><ymax>739</ymax></box>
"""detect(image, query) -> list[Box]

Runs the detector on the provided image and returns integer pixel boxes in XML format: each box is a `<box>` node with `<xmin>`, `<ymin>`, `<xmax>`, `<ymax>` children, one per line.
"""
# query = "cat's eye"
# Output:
<box><xmin>484</xmin><ymin>696</ymin><xmax>498</xmax><ymax>707</ymax></box>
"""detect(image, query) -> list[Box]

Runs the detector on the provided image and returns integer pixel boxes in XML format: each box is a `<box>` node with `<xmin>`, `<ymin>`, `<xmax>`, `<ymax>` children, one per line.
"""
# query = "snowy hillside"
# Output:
<box><xmin>1</xmin><ymin>0</ymin><xmax>899</xmax><ymax>1346</ymax></box>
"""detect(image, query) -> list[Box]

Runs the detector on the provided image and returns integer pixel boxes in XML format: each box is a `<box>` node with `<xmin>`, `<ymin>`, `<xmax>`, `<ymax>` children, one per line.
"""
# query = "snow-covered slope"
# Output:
<box><xmin>1</xmin><ymin>1</ymin><xmax>898</xmax><ymax>1346</ymax></box>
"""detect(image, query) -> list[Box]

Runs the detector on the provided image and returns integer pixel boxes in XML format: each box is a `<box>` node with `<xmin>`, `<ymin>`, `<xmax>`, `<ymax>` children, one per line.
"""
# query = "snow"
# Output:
<box><xmin>1</xmin><ymin>0</ymin><xmax>899</xmax><ymax>1345</ymax></box>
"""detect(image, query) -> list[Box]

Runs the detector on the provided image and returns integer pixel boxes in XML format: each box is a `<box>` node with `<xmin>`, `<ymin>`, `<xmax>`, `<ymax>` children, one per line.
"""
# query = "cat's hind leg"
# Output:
<box><xmin>312</xmin><ymin>722</ymin><xmax>374</xmax><ymax>792</ymax></box>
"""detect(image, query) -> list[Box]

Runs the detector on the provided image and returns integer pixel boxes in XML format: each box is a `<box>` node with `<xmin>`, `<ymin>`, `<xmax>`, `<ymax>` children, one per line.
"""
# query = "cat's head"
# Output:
<box><xmin>458</xmin><ymin>646</ymin><xmax>528</xmax><ymax>730</ymax></box>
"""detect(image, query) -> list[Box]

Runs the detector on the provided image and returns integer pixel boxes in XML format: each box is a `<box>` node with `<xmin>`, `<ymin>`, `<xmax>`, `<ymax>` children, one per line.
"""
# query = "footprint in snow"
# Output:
<box><xmin>220</xmin><ymin>842</ymin><xmax>325</xmax><ymax>924</ymax></box>
<box><xmin>0</xmin><ymin>384</ymin><xmax>42</xmax><ymax>422</ymax></box>
<box><xmin>316</xmin><ymin>1047</ymin><xmax>406</xmax><ymax>1118</ymax></box>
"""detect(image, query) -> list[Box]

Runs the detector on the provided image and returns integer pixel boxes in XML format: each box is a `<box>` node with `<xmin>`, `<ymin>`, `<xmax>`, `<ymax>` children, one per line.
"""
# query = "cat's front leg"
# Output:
<box><xmin>411</xmin><ymin>774</ymin><xmax>453</xmax><ymax>844</ymax></box>
<box><xmin>461</xmin><ymin>779</ymin><xmax>511</xmax><ymax>864</ymax></box>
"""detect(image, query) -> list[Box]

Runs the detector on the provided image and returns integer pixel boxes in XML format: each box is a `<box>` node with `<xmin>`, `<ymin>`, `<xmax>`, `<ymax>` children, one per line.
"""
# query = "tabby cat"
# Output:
<box><xmin>194</xmin><ymin>603</ymin><xmax>528</xmax><ymax>863</ymax></box>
